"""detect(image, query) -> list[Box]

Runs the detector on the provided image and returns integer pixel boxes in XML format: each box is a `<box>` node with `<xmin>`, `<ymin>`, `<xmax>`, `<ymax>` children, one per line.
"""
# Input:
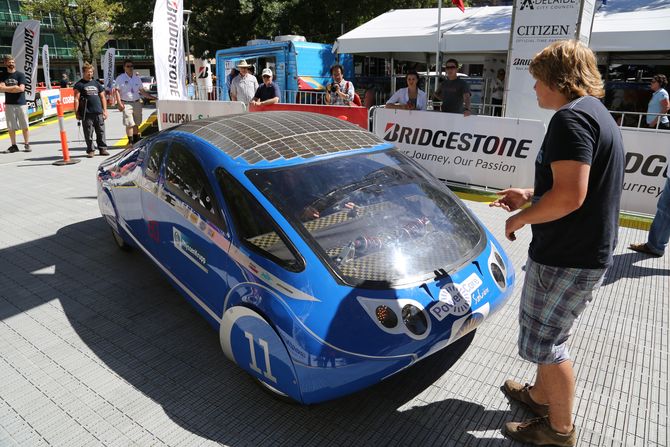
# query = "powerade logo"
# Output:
<box><xmin>166</xmin><ymin>0</ymin><xmax>181</xmax><ymax>97</ymax></box>
<box><xmin>23</xmin><ymin>28</ymin><xmax>36</xmax><ymax>98</ymax></box>
<box><xmin>383</xmin><ymin>123</ymin><xmax>532</xmax><ymax>158</ymax></box>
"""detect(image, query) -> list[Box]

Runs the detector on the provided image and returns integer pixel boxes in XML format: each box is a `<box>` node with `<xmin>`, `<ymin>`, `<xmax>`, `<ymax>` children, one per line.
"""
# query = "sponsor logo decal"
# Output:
<box><xmin>173</xmin><ymin>227</ymin><xmax>208</xmax><ymax>272</ymax></box>
<box><xmin>430</xmin><ymin>273</ymin><xmax>483</xmax><ymax>321</ymax></box>
<box><xmin>166</xmin><ymin>0</ymin><xmax>182</xmax><ymax>97</ymax></box>
<box><xmin>23</xmin><ymin>28</ymin><xmax>37</xmax><ymax>98</ymax></box>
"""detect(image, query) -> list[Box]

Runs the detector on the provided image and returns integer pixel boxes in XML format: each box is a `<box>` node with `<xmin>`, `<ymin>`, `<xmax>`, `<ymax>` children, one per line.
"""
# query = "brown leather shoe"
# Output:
<box><xmin>503</xmin><ymin>379</ymin><xmax>549</xmax><ymax>417</ymax></box>
<box><xmin>86</xmin><ymin>150</ymin><xmax>95</xmax><ymax>158</ymax></box>
<box><xmin>504</xmin><ymin>417</ymin><xmax>576</xmax><ymax>446</ymax></box>
<box><xmin>99</xmin><ymin>148</ymin><xmax>110</xmax><ymax>156</ymax></box>
<box><xmin>629</xmin><ymin>243</ymin><xmax>663</xmax><ymax>257</ymax></box>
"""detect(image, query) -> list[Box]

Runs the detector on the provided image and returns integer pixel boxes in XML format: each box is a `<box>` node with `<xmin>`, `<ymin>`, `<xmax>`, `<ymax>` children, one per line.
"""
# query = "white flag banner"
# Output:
<box><xmin>504</xmin><ymin>0</ymin><xmax>595</xmax><ymax>124</ymax></box>
<box><xmin>195</xmin><ymin>58</ymin><xmax>213</xmax><ymax>94</ymax></box>
<box><xmin>11</xmin><ymin>20</ymin><xmax>40</xmax><ymax>101</ymax></box>
<box><xmin>42</xmin><ymin>44</ymin><xmax>51</xmax><ymax>88</ymax></box>
<box><xmin>103</xmin><ymin>48</ymin><xmax>116</xmax><ymax>92</ymax></box>
<box><xmin>78</xmin><ymin>53</ymin><xmax>84</xmax><ymax>79</ymax></box>
<box><xmin>153</xmin><ymin>0</ymin><xmax>187</xmax><ymax>100</ymax></box>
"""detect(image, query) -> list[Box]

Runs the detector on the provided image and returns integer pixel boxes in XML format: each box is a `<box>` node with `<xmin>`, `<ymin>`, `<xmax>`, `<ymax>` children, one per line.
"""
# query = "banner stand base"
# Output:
<box><xmin>53</xmin><ymin>159</ymin><xmax>81</xmax><ymax>166</ymax></box>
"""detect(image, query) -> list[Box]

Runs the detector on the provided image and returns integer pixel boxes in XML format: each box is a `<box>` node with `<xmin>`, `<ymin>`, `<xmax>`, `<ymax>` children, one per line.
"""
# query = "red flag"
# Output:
<box><xmin>452</xmin><ymin>0</ymin><xmax>465</xmax><ymax>12</ymax></box>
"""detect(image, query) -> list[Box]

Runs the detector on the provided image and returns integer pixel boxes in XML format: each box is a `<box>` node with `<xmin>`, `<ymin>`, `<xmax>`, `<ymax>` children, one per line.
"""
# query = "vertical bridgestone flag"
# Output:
<box><xmin>153</xmin><ymin>0</ymin><xmax>187</xmax><ymax>100</ymax></box>
<box><xmin>103</xmin><ymin>48</ymin><xmax>116</xmax><ymax>92</ymax></box>
<box><xmin>42</xmin><ymin>45</ymin><xmax>51</xmax><ymax>88</ymax></box>
<box><xmin>11</xmin><ymin>20</ymin><xmax>40</xmax><ymax>101</ymax></box>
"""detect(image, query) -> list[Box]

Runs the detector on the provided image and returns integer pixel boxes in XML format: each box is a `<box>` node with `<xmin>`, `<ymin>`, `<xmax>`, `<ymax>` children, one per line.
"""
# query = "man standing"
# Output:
<box><xmin>73</xmin><ymin>63</ymin><xmax>109</xmax><ymax>158</ymax></box>
<box><xmin>60</xmin><ymin>73</ymin><xmax>69</xmax><ymax>88</ymax></box>
<box><xmin>230</xmin><ymin>60</ymin><xmax>258</xmax><ymax>105</ymax></box>
<box><xmin>114</xmin><ymin>59</ymin><xmax>153</xmax><ymax>146</ymax></box>
<box><xmin>0</xmin><ymin>55</ymin><xmax>30</xmax><ymax>153</ymax></box>
<box><xmin>251</xmin><ymin>68</ymin><xmax>280</xmax><ymax>106</ymax></box>
<box><xmin>490</xmin><ymin>40</ymin><xmax>624</xmax><ymax>446</ymax></box>
<box><xmin>435</xmin><ymin>58</ymin><xmax>471</xmax><ymax>116</ymax></box>
<box><xmin>324</xmin><ymin>64</ymin><xmax>355</xmax><ymax>106</ymax></box>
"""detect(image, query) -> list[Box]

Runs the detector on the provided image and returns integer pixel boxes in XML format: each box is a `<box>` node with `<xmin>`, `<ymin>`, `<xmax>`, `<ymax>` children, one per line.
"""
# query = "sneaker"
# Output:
<box><xmin>99</xmin><ymin>148</ymin><xmax>110</xmax><ymax>156</ymax></box>
<box><xmin>86</xmin><ymin>150</ymin><xmax>95</xmax><ymax>158</ymax></box>
<box><xmin>502</xmin><ymin>380</ymin><xmax>549</xmax><ymax>417</ymax></box>
<box><xmin>24</xmin><ymin>143</ymin><xmax>31</xmax><ymax>152</ymax></box>
<box><xmin>7</xmin><ymin>144</ymin><xmax>19</xmax><ymax>153</ymax></box>
<box><xmin>504</xmin><ymin>417</ymin><xmax>576</xmax><ymax>446</ymax></box>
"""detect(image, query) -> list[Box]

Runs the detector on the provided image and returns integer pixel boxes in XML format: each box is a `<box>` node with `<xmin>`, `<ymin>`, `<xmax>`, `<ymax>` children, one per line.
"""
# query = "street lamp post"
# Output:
<box><xmin>183</xmin><ymin>9</ymin><xmax>192</xmax><ymax>98</ymax></box>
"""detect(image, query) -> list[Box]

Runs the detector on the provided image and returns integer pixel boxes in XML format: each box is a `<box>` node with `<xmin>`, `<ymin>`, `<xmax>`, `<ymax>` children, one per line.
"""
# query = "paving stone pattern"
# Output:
<box><xmin>0</xmin><ymin>113</ymin><xmax>667</xmax><ymax>446</ymax></box>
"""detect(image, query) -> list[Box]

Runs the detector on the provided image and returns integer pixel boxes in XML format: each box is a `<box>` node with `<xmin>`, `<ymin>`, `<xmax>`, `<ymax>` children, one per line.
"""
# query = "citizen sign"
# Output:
<box><xmin>23</xmin><ymin>28</ymin><xmax>37</xmax><ymax>98</ymax></box>
<box><xmin>516</xmin><ymin>25</ymin><xmax>570</xmax><ymax>37</ymax></box>
<box><xmin>383</xmin><ymin>123</ymin><xmax>532</xmax><ymax>159</ymax></box>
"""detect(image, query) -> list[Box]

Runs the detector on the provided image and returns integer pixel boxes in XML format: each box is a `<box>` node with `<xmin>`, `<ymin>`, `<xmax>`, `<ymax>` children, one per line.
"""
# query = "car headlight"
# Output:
<box><xmin>358</xmin><ymin>297</ymin><xmax>431</xmax><ymax>340</ymax></box>
<box><xmin>488</xmin><ymin>244</ymin><xmax>507</xmax><ymax>291</ymax></box>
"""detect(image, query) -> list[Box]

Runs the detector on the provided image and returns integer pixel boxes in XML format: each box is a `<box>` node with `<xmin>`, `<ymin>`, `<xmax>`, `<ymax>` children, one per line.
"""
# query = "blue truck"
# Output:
<box><xmin>215</xmin><ymin>37</ymin><xmax>353</xmax><ymax>103</ymax></box>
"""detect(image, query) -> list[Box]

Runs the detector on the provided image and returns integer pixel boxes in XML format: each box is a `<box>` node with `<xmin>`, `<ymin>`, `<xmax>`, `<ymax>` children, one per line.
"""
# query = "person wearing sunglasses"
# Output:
<box><xmin>114</xmin><ymin>59</ymin><xmax>154</xmax><ymax>146</ymax></box>
<box><xmin>434</xmin><ymin>58</ymin><xmax>471</xmax><ymax>116</ymax></box>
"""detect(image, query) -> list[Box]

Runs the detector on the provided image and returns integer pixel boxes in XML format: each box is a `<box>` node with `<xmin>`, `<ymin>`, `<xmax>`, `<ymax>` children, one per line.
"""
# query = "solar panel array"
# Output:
<box><xmin>174</xmin><ymin>112</ymin><xmax>384</xmax><ymax>164</ymax></box>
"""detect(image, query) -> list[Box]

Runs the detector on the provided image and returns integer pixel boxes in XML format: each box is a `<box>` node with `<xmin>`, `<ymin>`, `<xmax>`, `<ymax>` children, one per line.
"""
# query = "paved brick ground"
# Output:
<box><xmin>0</xmin><ymin>112</ymin><xmax>667</xmax><ymax>446</ymax></box>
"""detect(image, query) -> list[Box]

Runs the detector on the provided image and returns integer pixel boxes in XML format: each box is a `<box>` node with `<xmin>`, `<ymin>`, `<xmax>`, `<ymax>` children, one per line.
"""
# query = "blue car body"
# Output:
<box><xmin>97</xmin><ymin>111</ymin><xmax>515</xmax><ymax>404</ymax></box>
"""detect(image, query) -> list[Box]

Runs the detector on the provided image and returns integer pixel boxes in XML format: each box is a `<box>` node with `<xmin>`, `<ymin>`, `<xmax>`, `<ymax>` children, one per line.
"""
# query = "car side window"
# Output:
<box><xmin>217</xmin><ymin>168</ymin><xmax>303</xmax><ymax>272</ymax></box>
<box><xmin>145</xmin><ymin>141</ymin><xmax>168</xmax><ymax>182</ymax></box>
<box><xmin>164</xmin><ymin>143</ymin><xmax>220</xmax><ymax>221</ymax></box>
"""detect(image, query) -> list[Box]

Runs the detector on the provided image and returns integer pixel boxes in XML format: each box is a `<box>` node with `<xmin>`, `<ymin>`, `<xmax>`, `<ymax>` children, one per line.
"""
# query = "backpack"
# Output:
<box><xmin>345</xmin><ymin>81</ymin><xmax>362</xmax><ymax>107</ymax></box>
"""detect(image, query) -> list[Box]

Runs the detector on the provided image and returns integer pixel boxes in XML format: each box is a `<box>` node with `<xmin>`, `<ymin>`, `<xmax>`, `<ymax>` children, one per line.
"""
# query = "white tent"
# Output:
<box><xmin>335</xmin><ymin>0</ymin><xmax>670</xmax><ymax>62</ymax></box>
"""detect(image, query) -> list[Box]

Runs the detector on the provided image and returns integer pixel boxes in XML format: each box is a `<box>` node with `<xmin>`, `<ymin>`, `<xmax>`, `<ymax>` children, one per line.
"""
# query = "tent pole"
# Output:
<box><xmin>435</xmin><ymin>0</ymin><xmax>442</xmax><ymax>92</ymax></box>
<box><xmin>390</xmin><ymin>55</ymin><xmax>396</xmax><ymax>93</ymax></box>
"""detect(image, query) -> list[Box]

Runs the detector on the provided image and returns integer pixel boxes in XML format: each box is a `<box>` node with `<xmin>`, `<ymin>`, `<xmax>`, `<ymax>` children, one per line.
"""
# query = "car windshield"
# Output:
<box><xmin>247</xmin><ymin>149</ymin><xmax>485</xmax><ymax>287</ymax></box>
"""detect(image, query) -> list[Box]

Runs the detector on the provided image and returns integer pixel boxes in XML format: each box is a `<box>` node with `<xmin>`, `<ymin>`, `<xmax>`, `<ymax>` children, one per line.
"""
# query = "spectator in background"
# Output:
<box><xmin>385</xmin><ymin>70</ymin><xmax>427</xmax><ymax>111</ymax></box>
<box><xmin>60</xmin><ymin>73</ymin><xmax>69</xmax><ymax>88</ymax></box>
<box><xmin>114</xmin><ymin>59</ymin><xmax>154</xmax><ymax>145</ymax></box>
<box><xmin>230</xmin><ymin>60</ymin><xmax>258</xmax><ymax>105</ymax></box>
<box><xmin>0</xmin><ymin>55</ymin><xmax>30</xmax><ymax>153</ymax></box>
<box><xmin>226</xmin><ymin>68</ymin><xmax>238</xmax><ymax>100</ymax></box>
<box><xmin>325</xmin><ymin>64</ymin><xmax>355</xmax><ymax>106</ymax></box>
<box><xmin>251</xmin><ymin>68</ymin><xmax>280</xmax><ymax>106</ymax></box>
<box><xmin>491</xmin><ymin>68</ymin><xmax>505</xmax><ymax>117</ymax></box>
<box><xmin>73</xmin><ymin>63</ymin><xmax>109</xmax><ymax>158</ymax></box>
<box><xmin>435</xmin><ymin>58</ymin><xmax>471</xmax><ymax>115</ymax></box>
<box><xmin>646</xmin><ymin>74</ymin><xmax>669</xmax><ymax>130</ymax></box>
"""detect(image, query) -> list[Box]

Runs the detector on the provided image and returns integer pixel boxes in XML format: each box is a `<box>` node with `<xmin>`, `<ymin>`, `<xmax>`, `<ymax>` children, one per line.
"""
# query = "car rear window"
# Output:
<box><xmin>247</xmin><ymin>149</ymin><xmax>485</xmax><ymax>287</ymax></box>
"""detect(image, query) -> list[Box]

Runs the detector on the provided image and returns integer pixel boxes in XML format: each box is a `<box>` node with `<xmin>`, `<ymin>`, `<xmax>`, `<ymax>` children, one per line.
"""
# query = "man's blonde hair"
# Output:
<box><xmin>529</xmin><ymin>40</ymin><xmax>604</xmax><ymax>100</ymax></box>
<box><xmin>82</xmin><ymin>62</ymin><xmax>93</xmax><ymax>72</ymax></box>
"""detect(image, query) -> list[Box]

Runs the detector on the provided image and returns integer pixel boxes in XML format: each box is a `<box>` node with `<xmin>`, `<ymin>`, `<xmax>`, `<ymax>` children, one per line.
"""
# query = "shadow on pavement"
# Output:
<box><xmin>602</xmin><ymin>252</ymin><xmax>670</xmax><ymax>286</ymax></box>
<box><xmin>0</xmin><ymin>217</ymin><xmax>512</xmax><ymax>446</ymax></box>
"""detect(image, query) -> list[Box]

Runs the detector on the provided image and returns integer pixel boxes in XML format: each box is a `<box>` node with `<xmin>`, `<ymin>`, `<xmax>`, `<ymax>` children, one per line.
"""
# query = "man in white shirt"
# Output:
<box><xmin>230</xmin><ymin>59</ymin><xmax>258</xmax><ymax>105</ymax></box>
<box><xmin>114</xmin><ymin>59</ymin><xmax>154</xmax><ymax>145</ymax></box>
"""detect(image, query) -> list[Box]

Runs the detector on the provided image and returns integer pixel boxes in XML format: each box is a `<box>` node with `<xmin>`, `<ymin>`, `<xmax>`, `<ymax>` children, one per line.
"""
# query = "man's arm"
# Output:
<box><xmin>0</xmin><ymin>82</ymin><xmax>25</xmax><ymax>94</ymax></box>
<box><xmin>99</xmin><ymin>90</ymin><xmax>108</xmax><ymax>120</ymax></box>
<box><xmin>114</xmin><ymin>88</ymin><xmax>124</xmax><ymax>110</ymax></box>
<box><xmin>230</xmin><ymin>81</ymin><xmax>238</xmax><ymax>101</ymax></box>
<box><xmin>504</xmin><ymin>160</ymin><xmax>590</xmax><ymax>240</ymax></box>
<box><xmin>463</xmin><ymin>92</ymin><xmax>472</xmax><ymax>116</ymax></box>
<box><xmin>73</xmin><ymin>88</ymin><xmax>81</xmax><ymax>120</ymax></box>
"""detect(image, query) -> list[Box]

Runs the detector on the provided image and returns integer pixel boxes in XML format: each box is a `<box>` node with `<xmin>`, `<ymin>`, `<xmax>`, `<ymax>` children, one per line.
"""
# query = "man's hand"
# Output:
<box><xmin>489</xmin><ymin>188</ymin><xmax>533</xmax><ymax>212</ymax></box>
<box><xmin>103</xmin><ymin>110</ymin><xmax>108</xmax><ymax>120</ymax></box>
<box><xmin>463</xmin><ymin>109</ymin><xmax>472</xmax><ymax>117</ymax></box>
<box><xmin>118</xmin><ymin>102</ymin><xmax>125</xmax><ymax>111</ymax></box>
<box><xmin>505</xmin><ymin>213</ymin><xmax>525</xmax><ymax>241</ymax></box>
<box><xmin>251</xmin><ymin>99</ymin><xmax>260</xmax><ymax>106</ymax></box>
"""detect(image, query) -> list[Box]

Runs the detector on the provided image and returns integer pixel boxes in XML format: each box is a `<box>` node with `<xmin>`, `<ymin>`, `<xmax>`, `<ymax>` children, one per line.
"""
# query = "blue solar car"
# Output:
<box><xmin>97</xmin><ymin>111</ymin><xmax>515</xmax><ymax>404</ymax></box>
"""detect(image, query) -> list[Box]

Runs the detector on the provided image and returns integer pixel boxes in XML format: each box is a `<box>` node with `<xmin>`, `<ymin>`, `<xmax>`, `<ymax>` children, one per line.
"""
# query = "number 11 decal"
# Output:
<box><xmin>244</xmin><ymin>331</ymin><xmax>277</xmax><ymax>383</ymax></box>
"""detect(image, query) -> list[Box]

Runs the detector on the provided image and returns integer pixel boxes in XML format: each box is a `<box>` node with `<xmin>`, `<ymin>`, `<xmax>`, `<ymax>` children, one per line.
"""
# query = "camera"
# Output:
<box><xmin>329</xmin><ymin>83</ymin><xmax>339</xmax><ymax>92</ymax></box>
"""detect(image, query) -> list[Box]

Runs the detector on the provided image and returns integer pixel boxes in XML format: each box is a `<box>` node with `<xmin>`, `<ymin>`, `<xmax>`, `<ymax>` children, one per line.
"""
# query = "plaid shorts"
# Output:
<box><xmin>518</xmin><ymin>258</ymin><xmax>606</xmax><ymax>364</ymax></box>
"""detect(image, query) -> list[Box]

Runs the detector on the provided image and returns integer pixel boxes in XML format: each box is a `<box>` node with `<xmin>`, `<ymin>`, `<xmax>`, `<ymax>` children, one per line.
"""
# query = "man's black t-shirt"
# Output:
<box><xmin>253</xmin><ymin>82</ymin><xmax>280</xmax><ymax>102</ymax></box>
<box><xmin>438</xmin><ymin>77</ymin><xmax>470</xmax><ymax>113</ymax></box>
<box><xmin>73</xmin><ymin>78</ymin><xmax>104</xmax><ymax>114</ymax></box>
<box><xmin>1</xmin><ymin>71</ymin><xmax>27</xmax><ymax>105</ymax></box>
<box><xmin>530</xmin><ymin>96</ymin><xmax>625</xmax><ymax>269</ymax></box>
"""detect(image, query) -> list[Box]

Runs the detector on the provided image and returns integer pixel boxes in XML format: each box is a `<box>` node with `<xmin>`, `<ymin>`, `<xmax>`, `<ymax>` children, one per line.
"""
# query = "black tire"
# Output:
<box><xmin>111</xmin><ymin>227</ymin><xmax>132</xmax><ymax>251</ymax></box>
<box><xmin>253</xmin><ymin>377</ymin><xmax>299</xmax><ymax>404</ymax></box>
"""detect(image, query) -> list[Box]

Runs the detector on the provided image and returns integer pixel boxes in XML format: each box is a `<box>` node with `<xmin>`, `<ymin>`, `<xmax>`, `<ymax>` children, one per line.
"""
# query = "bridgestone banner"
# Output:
<box><xmin>505</xmin><ymin>0</ymin><xmax>595</xmax><ymax>123</ymax></box>
<box><xmin>153</xmin><ymin>0</ymin><xmax>187</xmax><ymax>100</ymax></box>
<box><xmin>103</xmin><ymin>48</ymin><xmax>116</xmax><ymax>92</ymax></box>
<box><xmin>373</xmin><ymin>108</ymin><xmax>546</xmax><ymax>189</ymax></box>
<box><xmin>11</xmin><ymin>20</ymin><xmax>40</xmax><ymax>101</ymax></box>
<box><xmin>42</xmin><ymin>45</ymin><xmax>51</xmax><ymax>88</ymax></box>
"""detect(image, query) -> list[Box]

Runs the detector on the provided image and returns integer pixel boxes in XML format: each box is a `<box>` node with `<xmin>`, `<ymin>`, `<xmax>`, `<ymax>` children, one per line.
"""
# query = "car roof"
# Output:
<box><xmin>169</xmin><ymin>111</ymin><xmax>386</xmax><ymax>168</ymax></box>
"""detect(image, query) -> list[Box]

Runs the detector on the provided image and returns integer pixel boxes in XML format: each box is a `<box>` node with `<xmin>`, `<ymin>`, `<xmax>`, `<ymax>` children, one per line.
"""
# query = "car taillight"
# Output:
<box><xmin>402</xmin><ymin>304</ymin><xmax>428</xmax><ymax>336</ymax></box>
<box><xmin>376</xmin><ymin>305</ymin><xmax>398</xmax><ymax>328</ymax></box>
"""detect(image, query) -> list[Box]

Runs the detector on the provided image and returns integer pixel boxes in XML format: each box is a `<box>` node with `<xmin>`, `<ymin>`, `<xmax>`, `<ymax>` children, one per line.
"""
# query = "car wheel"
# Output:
<box><xmin>220</xmin><ymin>306</ymin><xmax>302</xmax><ymax>403</ymax></box>
<box><xmin>111</xmin><ymin>227</ymin><xmax>132</xmax><ymax>251</ymax></box>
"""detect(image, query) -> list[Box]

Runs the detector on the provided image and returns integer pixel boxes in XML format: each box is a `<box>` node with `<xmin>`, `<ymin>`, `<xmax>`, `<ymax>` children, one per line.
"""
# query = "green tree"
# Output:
<box><xmin>22</xmin><ymin>0</ymin><xmax>121</xmax><ymax>72</ymax></box>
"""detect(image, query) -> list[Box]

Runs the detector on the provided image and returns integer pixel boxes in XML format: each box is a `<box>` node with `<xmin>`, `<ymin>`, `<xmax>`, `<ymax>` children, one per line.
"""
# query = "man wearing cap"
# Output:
<box><xmin>251</xmin><ymin>68</ymin><xmax>280</xmax><ymax>106</ymax></box>
<box><xmin>230</xmin><ymin>59</ymin><xmax>258</xmax><ymax>105</ymax></box>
